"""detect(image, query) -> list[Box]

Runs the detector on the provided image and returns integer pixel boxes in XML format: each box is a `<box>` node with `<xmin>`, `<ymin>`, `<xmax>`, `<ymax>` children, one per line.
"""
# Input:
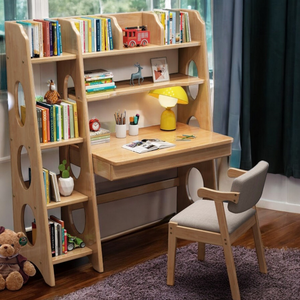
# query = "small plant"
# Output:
<box><xmin>58</xmin><ymin>160</ymin><xmax>70</xmax><ymax>178</ymax></box>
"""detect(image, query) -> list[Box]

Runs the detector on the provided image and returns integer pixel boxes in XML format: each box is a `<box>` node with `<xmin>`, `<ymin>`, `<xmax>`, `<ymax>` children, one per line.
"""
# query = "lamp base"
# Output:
<box><xmin>160</xmin><ymin>108</ymin><xmax>176</xmax><ymax>131</ymax></box>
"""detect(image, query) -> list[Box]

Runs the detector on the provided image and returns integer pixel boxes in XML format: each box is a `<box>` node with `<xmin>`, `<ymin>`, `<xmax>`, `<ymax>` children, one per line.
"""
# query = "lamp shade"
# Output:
<box><xmin>148</xmin><ymin>87</ymin><xmax>188</xmax><ymax>131</ymax></box>
<box><xmin>148</xmin><ymin>87</ymin><xmax>189</xmax><ymax>105</ymax></box>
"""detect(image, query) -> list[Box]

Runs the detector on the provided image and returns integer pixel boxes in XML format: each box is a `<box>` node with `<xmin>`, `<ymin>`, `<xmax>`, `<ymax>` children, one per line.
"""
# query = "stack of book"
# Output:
<box><xmin>153</xmin><ymin>9</ymin><xmax>191</xmax><ymax>45</ymax></box>
<box><xmin>71</xmin><ymin>16</ymin><xmax>113</xmax><ymax>53</ymax></box>
<box><xmin>20</xmin><ymin>98</ymin><xmax>79</xmax><ymax>144</ymax></box>
<box><xmin>84</xmin><ymin>69</ymin><xmax>116</xmax><ymax>94</ymax></box>
<box><xmin>17</xmin><ymin>18</ymin><xmax>62</xmax><ymax>58</ymax></box>
<box><xmin>90</xmin><ymin>127</ymin><xmax>110</xmax><ymax>145</ymax></box>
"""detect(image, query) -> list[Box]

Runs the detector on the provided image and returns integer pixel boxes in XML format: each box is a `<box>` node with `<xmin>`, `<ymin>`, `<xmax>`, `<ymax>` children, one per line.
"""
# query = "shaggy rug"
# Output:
<box><xmin>58</xmin><ymin>243</ymin><xmax>300</xmax><ymax>300</ymax></box>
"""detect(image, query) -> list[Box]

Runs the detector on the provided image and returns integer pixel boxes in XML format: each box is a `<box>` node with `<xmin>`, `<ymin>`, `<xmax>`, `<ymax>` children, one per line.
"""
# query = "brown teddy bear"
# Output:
<box><xmin>0</xmin><ymin>226</ymin><xmax>36</xmax><ymax>291</ymax></box>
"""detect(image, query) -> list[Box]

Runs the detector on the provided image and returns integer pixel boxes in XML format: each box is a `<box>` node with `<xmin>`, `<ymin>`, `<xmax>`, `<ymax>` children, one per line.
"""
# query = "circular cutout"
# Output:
<box><xmin>24</xmin><ymin>204</ymin><xmax>36</xmax><ymax>245</ymax></box>
<box><xmin>18</xmin><ymin>145</ymin><xmax>31</xmax><ymax>189</ymax></box>
<box><xmin>188</xmin><ymin>116</ymin><xmax>200</xmax><ymax>128</ymax></box>
<box><xmin>186</xmin><ymin>61</ymin><xmax>199</xmax><ymax>100</ymax></box>
<box><xmin>187</xmin><ymin>167</ymin><xmax>204</xmax><ymax>202</ymax></box>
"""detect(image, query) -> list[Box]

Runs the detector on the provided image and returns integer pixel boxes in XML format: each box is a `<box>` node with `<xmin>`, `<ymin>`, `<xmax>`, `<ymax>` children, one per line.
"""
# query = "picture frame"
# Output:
<box><xmin>150</xmin><ymin>57</ymin><xmax>170</xmax><ymax>83</ymax></box>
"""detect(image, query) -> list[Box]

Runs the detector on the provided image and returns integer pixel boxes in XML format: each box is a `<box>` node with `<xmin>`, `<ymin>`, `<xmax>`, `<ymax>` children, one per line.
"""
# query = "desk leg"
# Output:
<box><xmin>177</xmin><ymin>160</ymin><xmax>217</xmax><ymax>212</ymax></box>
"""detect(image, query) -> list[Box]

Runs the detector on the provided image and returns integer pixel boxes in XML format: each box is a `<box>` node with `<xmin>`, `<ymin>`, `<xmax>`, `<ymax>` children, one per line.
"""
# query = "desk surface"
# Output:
<box><xmin>92</xmin><ymin>123</ymin><xmax>233</xmax><ymax>181</ymax></box>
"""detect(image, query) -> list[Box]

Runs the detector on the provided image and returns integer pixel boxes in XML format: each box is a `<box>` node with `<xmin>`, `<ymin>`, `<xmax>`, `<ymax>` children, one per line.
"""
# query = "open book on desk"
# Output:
<box><xmin>122</xmin><ymin>139</ymin><xmax>175</xmax><ymax>154</ymax></box>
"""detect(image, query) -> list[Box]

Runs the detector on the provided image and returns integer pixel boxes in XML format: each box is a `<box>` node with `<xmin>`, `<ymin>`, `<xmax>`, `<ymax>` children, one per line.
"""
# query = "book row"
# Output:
<box><xmin>153</xmin><ymin>9</ymin><xmax>191</xmax><ymax>45</ymax></box>
<box><xmin>21</xmin><ymin>99</ymin><xmax>79</xmax><ymax>143</ymax></box>
<box><xmin>32</xmin><ymin>216</ymin><xmax>84</xmax><ymax>257</ymax></box>
<box><xmin>71</xmin><ymin>16</ymin><xmax>114</xmax><ymax>53</ymax></box>
<box><xmin>17</xmin><ymin>19</ymin><xmax>62</xmax><ymax>58</ymax></box>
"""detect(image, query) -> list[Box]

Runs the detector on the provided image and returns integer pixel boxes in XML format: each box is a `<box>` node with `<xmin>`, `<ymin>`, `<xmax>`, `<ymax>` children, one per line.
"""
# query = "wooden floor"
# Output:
<box><xmin>2</xmin><ymin>208</ymin><xmax>300</xmax><ymax>300</ymax></box>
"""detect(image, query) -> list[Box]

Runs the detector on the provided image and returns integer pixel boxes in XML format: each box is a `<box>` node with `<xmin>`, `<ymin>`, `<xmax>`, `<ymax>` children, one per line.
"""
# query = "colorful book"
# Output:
<box><xmin>54</xmin><ymin>104</ymin><xmax>61</xmax><ymax>141</ymax></box>
<box><xmin>60</xmin><ymin>102</ymin><xmax>70</xmax><ymax>140</ymax></box>
<box><xmin>49</xmin><ymin>171</ymin><xmax>60</xmax><ymax>202</ymax></box>
<box><xmin>61</xmin><ymin>100</ymin><xmax>74</xmax><ymax>138</ymax></box>
<box><xmin>43</xmin><ymin>168</ymin><xmax>50</xmax><ymax>204</ymax></box>
<box><xmin>36</xmin><ymin>107</ymin><xmax>43</xmax><ymax>143</ymax></box>
<box><xmin>44</xmin><ymin>19</ymin><xmax>61</xmax><ymax>56</ymax></box>
<box><xmin>36</xmin><ymin>102</ymin><xmax>55</xmax><ymax>142</ymax></box>
<box><xmin>86</xmin><ymin>85</ymin><xmax>116</xmax><ymax>93</ymax></box>
<box><xmin>84</xmin><ymin>68</ymin><xmax>113</xmax><ymax>81</ymax></box>
<box><xmin>64</xmin><ymin>99</ymin><xmax>79</xmax><ymax>138</ymax></box>
<box><xmin>85</xmin><ymin>82</ymin><xmax>115</xmax><ymax>91</ymax></box>
<box><xmin>85</xmin><ymin>78</ymin><xmax>113</xmax><ymax>85</ymax></box>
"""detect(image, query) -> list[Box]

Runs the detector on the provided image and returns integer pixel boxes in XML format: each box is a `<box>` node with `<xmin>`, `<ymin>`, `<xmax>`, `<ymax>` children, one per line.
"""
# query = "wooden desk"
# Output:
<box><xmin>92</xmin><ymin>123</ymin><xmax>233</xmax><ymax>181</ymax></box>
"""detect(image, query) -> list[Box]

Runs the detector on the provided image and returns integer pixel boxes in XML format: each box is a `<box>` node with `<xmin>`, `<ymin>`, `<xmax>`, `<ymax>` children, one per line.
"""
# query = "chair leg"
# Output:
<box><xmin>223</xmin><ymin>243</ymin><xmax>240</xmax><ymax>300</ymax></box>
<box><xmin>198</xmin><ymin>242</ymin><xmax>205</xmax><ymax>261</ymax></box>
<box><xmin>167</xmin><ymin>222</ymin><xmax>177</xmax><ymax>286</ymax></box>
<box><xmin>252</xmin><ymin>214</ymin><xmax>267</xmax><ymax>273</ymax></box>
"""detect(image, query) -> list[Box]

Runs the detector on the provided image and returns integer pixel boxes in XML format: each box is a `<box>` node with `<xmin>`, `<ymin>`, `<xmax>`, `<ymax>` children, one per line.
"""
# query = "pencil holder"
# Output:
<box><xmin>129</xmin><ymin>124</ymin><xmax>139</xmax><ymax>136</ymax></box>
<box><xmin>115</xmin><ymin>124</ymin><xmax>126</xmax><ymax>138</ymax></box>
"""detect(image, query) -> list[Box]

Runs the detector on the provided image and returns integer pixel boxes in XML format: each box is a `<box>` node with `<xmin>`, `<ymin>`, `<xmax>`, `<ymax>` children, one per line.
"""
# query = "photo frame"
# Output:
<box><xmin>150</xmin><ymin>57</ymin><xmax>170</xmax><ymax>83</ymax></box>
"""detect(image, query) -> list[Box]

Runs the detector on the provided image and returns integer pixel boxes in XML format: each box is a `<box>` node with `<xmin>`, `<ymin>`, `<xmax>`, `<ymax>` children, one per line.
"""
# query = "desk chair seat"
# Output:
<box><xmin>167</xmin><ymin>161</ymin><xmax>269</xmax><ymax>300</ymax></box>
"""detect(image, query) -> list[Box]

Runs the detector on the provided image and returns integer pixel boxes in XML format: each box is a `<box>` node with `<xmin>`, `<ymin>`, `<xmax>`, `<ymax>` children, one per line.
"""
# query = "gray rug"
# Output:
<box><xmin>58</xmin><ymin>243</ymin><xmax>300</xmax><ymax>299</ymax></box>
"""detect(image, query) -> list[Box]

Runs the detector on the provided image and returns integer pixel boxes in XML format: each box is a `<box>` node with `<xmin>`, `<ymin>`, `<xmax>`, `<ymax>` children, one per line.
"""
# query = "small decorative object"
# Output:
<box><xmin>151</xmin><ymin>57</ymin><xmax>170</xmax><ymax>83</ymax></box>
<box><xmin>0</xmin><ymin>227</ymin><xmax>36</xmax><ymax>291</ymax></box>
<box><xmin>123</xmin><ymin>26</ymin><xmax>150</xmax><ymax>48</ymax></box>
<box><xmin>67</xmin><ymin>233</ymin><xmax>86</xmax><ymax>251</ymax></box>
<box><xmin>44</xmin><ymin>79</ymin><xmax>61</xmax><ymax>105</ymax></box>
<box><xmin>130</xmin><ymin>62</ymin><xmax>144</xmax><ymax>86</ymax></box>
<box><xmin>58</xmin><ymin>159</ymin><xmax>74</xmax><ymax>196</ymax></box>
<box><xmin>89</xmin><ymin>118</ymin><xmax>101</xmax><ymax>131</ymax></box>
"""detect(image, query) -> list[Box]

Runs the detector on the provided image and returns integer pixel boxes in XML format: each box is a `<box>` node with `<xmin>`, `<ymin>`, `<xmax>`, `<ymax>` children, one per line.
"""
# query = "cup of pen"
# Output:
<box><xmin>129</xmin><ymin>115</ymin><xmax>139</xmax><ymax>136</ymax></box>
<box><xmin>116</xmin><ymin>124</ymin><xmax>126</xmax><ymax>138</ymax></box>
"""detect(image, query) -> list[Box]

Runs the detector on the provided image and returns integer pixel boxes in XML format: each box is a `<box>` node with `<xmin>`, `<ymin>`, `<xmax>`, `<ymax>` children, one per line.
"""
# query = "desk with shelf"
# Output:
<box><xmin>91</xmin><ymin>123</ymin><xmax>232</xmax><ymax>210</ymax></box>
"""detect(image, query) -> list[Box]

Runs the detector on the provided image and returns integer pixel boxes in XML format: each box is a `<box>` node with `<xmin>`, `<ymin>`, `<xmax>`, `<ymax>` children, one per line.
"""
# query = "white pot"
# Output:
<box><xmin>58</xmin><ymin>177</ymin><xmax>74</xmax><ymax>196</ymax></box>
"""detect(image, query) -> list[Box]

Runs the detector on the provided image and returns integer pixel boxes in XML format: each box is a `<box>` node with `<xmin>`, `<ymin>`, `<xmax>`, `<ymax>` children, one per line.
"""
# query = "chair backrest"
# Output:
<box><xmin>228</xmin><ymin>161</ymin><xmax>269</xmax><ymax>213</ymax></box>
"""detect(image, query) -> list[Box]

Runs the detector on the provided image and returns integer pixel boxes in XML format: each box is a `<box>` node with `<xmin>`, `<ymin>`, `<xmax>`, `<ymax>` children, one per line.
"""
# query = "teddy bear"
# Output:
<box><xmin>44</xmin><ymin>79</ymin><xmax>61</xmax><ymax>105</ymax></box>
<box><xmin>0</xmin><ymin>226</ymin><xmax>36</xmax><ymax>291</ymax></box>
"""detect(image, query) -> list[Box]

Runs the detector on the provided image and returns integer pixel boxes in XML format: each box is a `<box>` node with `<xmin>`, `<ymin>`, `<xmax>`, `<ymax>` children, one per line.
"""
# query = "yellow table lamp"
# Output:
<box><xmin>149</xmin><ymin>87</ymin><xmax>188</xmax><ymax>131</ymax></box>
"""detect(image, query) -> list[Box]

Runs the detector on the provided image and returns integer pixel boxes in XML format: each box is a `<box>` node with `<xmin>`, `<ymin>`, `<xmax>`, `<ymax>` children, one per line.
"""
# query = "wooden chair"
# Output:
<box><xmin>167</xmin><ymin>161</ymin><xmax>269</xmax><ymax>300</ymax></box>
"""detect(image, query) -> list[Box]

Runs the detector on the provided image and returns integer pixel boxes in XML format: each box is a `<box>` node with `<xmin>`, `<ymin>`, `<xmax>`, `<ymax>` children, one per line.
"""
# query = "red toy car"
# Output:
<box><xmin>123</xmin><ymin>26</ymin><xmax>150</xmax><ymax>48</ymax></box>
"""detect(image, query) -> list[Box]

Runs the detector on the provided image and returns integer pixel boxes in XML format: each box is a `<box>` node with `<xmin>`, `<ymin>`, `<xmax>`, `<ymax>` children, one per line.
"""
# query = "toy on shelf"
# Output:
<box><xmin>44</xmin><ymin>79</ymin><xmax>61</xmax><ymax>105</ymax></box>
<box><xmin>0</xmin><ymin>227</ymin><xmax>36</xmax><ymax>291</ymax></box>
<box><xmin>123</xmin><ymin>26</ymin><xmax>150</xmax><ymax>48</ymax></box>
<box><xmin>67</xmin><ymin>233</ymin><xmax>85</xmax><ymax>251</ymax></box>
<box><xmin>130</xmin><ymin>63</ymin><xmax>144</xmax><ymax>86</ymax></box>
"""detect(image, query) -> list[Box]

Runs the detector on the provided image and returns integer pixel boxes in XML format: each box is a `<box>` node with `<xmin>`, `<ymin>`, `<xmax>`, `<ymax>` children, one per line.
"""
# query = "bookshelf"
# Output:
<box><xmin>5</xmin><ymin>9</ymin><xmax>214</xmax><ymax>286</ymax></box>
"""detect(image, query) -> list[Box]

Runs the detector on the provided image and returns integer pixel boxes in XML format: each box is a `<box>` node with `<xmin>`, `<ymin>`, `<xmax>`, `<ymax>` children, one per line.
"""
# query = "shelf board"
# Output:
<box><xmin>47</xmin><ymin>190</ymin><xmax>89</xmax><ymax>209</ymax></box>
<box><xmin>31</xmin><ymin>52</ymin><xmax>77</xmax><ymax>64</ymax></box>
<box><xmin>52</xmin><ymin>246</ymin><xmax>93</xmax><ymax>265</ymax></box>
<box><xmin>82</xmin><ymin>74</ymin><xmax>204</xmax><ymax>102</ymax></box>
<box><xmin>82</xmin><ymin>41</ymin><xmax>201</xmax><ymax>59</ymax></box>
<box><xmin>40</xmin><ymin>137</ymin><xmax>84</xmax><ymax>150</ymax></box>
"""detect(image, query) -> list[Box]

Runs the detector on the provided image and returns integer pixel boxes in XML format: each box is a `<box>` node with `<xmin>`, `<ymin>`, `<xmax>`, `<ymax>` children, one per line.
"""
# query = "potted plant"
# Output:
<box><xmin>58</xmin><ymin>159</ymin><xmax>74</xmax><ymax>196</ymax></box>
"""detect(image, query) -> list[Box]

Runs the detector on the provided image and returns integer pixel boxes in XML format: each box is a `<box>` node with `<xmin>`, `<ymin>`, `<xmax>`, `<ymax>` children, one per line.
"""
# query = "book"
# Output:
<box><xmin>61</xmin><ymin>100</ymin><xmax>74</xmax><ymax>138</ymax></box>
<box><xmin>23</xmin><ymin>20</ymin><xmax>43</xmax><ymax>58</ymax></box>
<box><xmin>36</xmin><ymin>102</ymin><xmax>55</xmax><ymax>142</ymax></box>
<box><xmin>36</xmin><ymin>107</ymin><xmax>43</xmax><ymax>143</ymax></box>
<box><xmin>84</xmin><ymin>68</ymin><xmax>113</xmax><ymax>81</ymax></box>
<box><xmin>50</xmin><ymin>215</ymin><xmax>66</xmax><ymax>254</ymax></box>
<box><xmin>32</xmin><ymin>219</ymin><xmax>36</xmax><ymax>244</ymax></box>
<box><xmin>54</xmin><ymin>104</ymin><xmax>61</xmax><ymax>141</ymax></box>
<box><xmin>122</xmin><ymin>139</ymin><xmax>175</xmax><ymax>154</ymax></box>
<box><xmin>43</xmin><ymin>168</ymin><xmax>50</xmax><ymax>204</ymax></box>
<box><xmin>63</xmin><ymin>99</ymin><xmax>79</xmax><ymax>138</ymax></box>
<box><xmin>49</xmin><ymin>171</ymin><xmax>60</xmax><ymax>202</ymax></box>
<box><xmin>86</xmin><ymin>85</ymin><xmax>116</xmax><ymax>93</ymax></box>
<box><xmin>20</xmin><ymin>105</ymin><xmax>26</xmax><ymax>125</ymax></box>
<box><xmin>90</xmin><ymin>127</ymin><xmax>110</xmax><ymax>138</ymax></box>
<box><xmin>60</xmin><ymin>102</ymin><xmax>70</xmax><ymax>139</ymax></box>
<box><xmin>86</xmin><ymin>81</ymin><xmax>115</xmax><ymax>91</ymax></box>
<box><xmin>44</xmin><ymin>19</ymin><xmax>61</xmax><ymax>56</ymax></box>
<box><xmin>48</xmin><ymin>220</ymin><xmax>55</xmax><ymax>257</ymax></box>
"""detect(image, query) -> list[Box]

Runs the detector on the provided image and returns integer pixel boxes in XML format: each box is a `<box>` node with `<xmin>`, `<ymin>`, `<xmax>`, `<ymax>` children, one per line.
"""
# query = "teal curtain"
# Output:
<box><xmin>213</xmin><ymin>0</ymin><xmax>243</xmax><ymax>168</ymax></box>
<box><xmin>241</xmin><ymin>0</ymin><xmax>300</xmax><ymax>178</ymax></box>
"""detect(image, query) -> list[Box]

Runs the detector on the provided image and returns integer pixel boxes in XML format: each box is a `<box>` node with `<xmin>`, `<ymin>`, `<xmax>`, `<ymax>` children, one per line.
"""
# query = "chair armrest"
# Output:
<box><xmin>227</xmin><ymin>168</ymin><xmax>247</xmax><ymax>178</ymax></box>
<box><xmin>197</xmin><ymin>187</ymin><xmax>240</xmax><ymax>203</ymax></box>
